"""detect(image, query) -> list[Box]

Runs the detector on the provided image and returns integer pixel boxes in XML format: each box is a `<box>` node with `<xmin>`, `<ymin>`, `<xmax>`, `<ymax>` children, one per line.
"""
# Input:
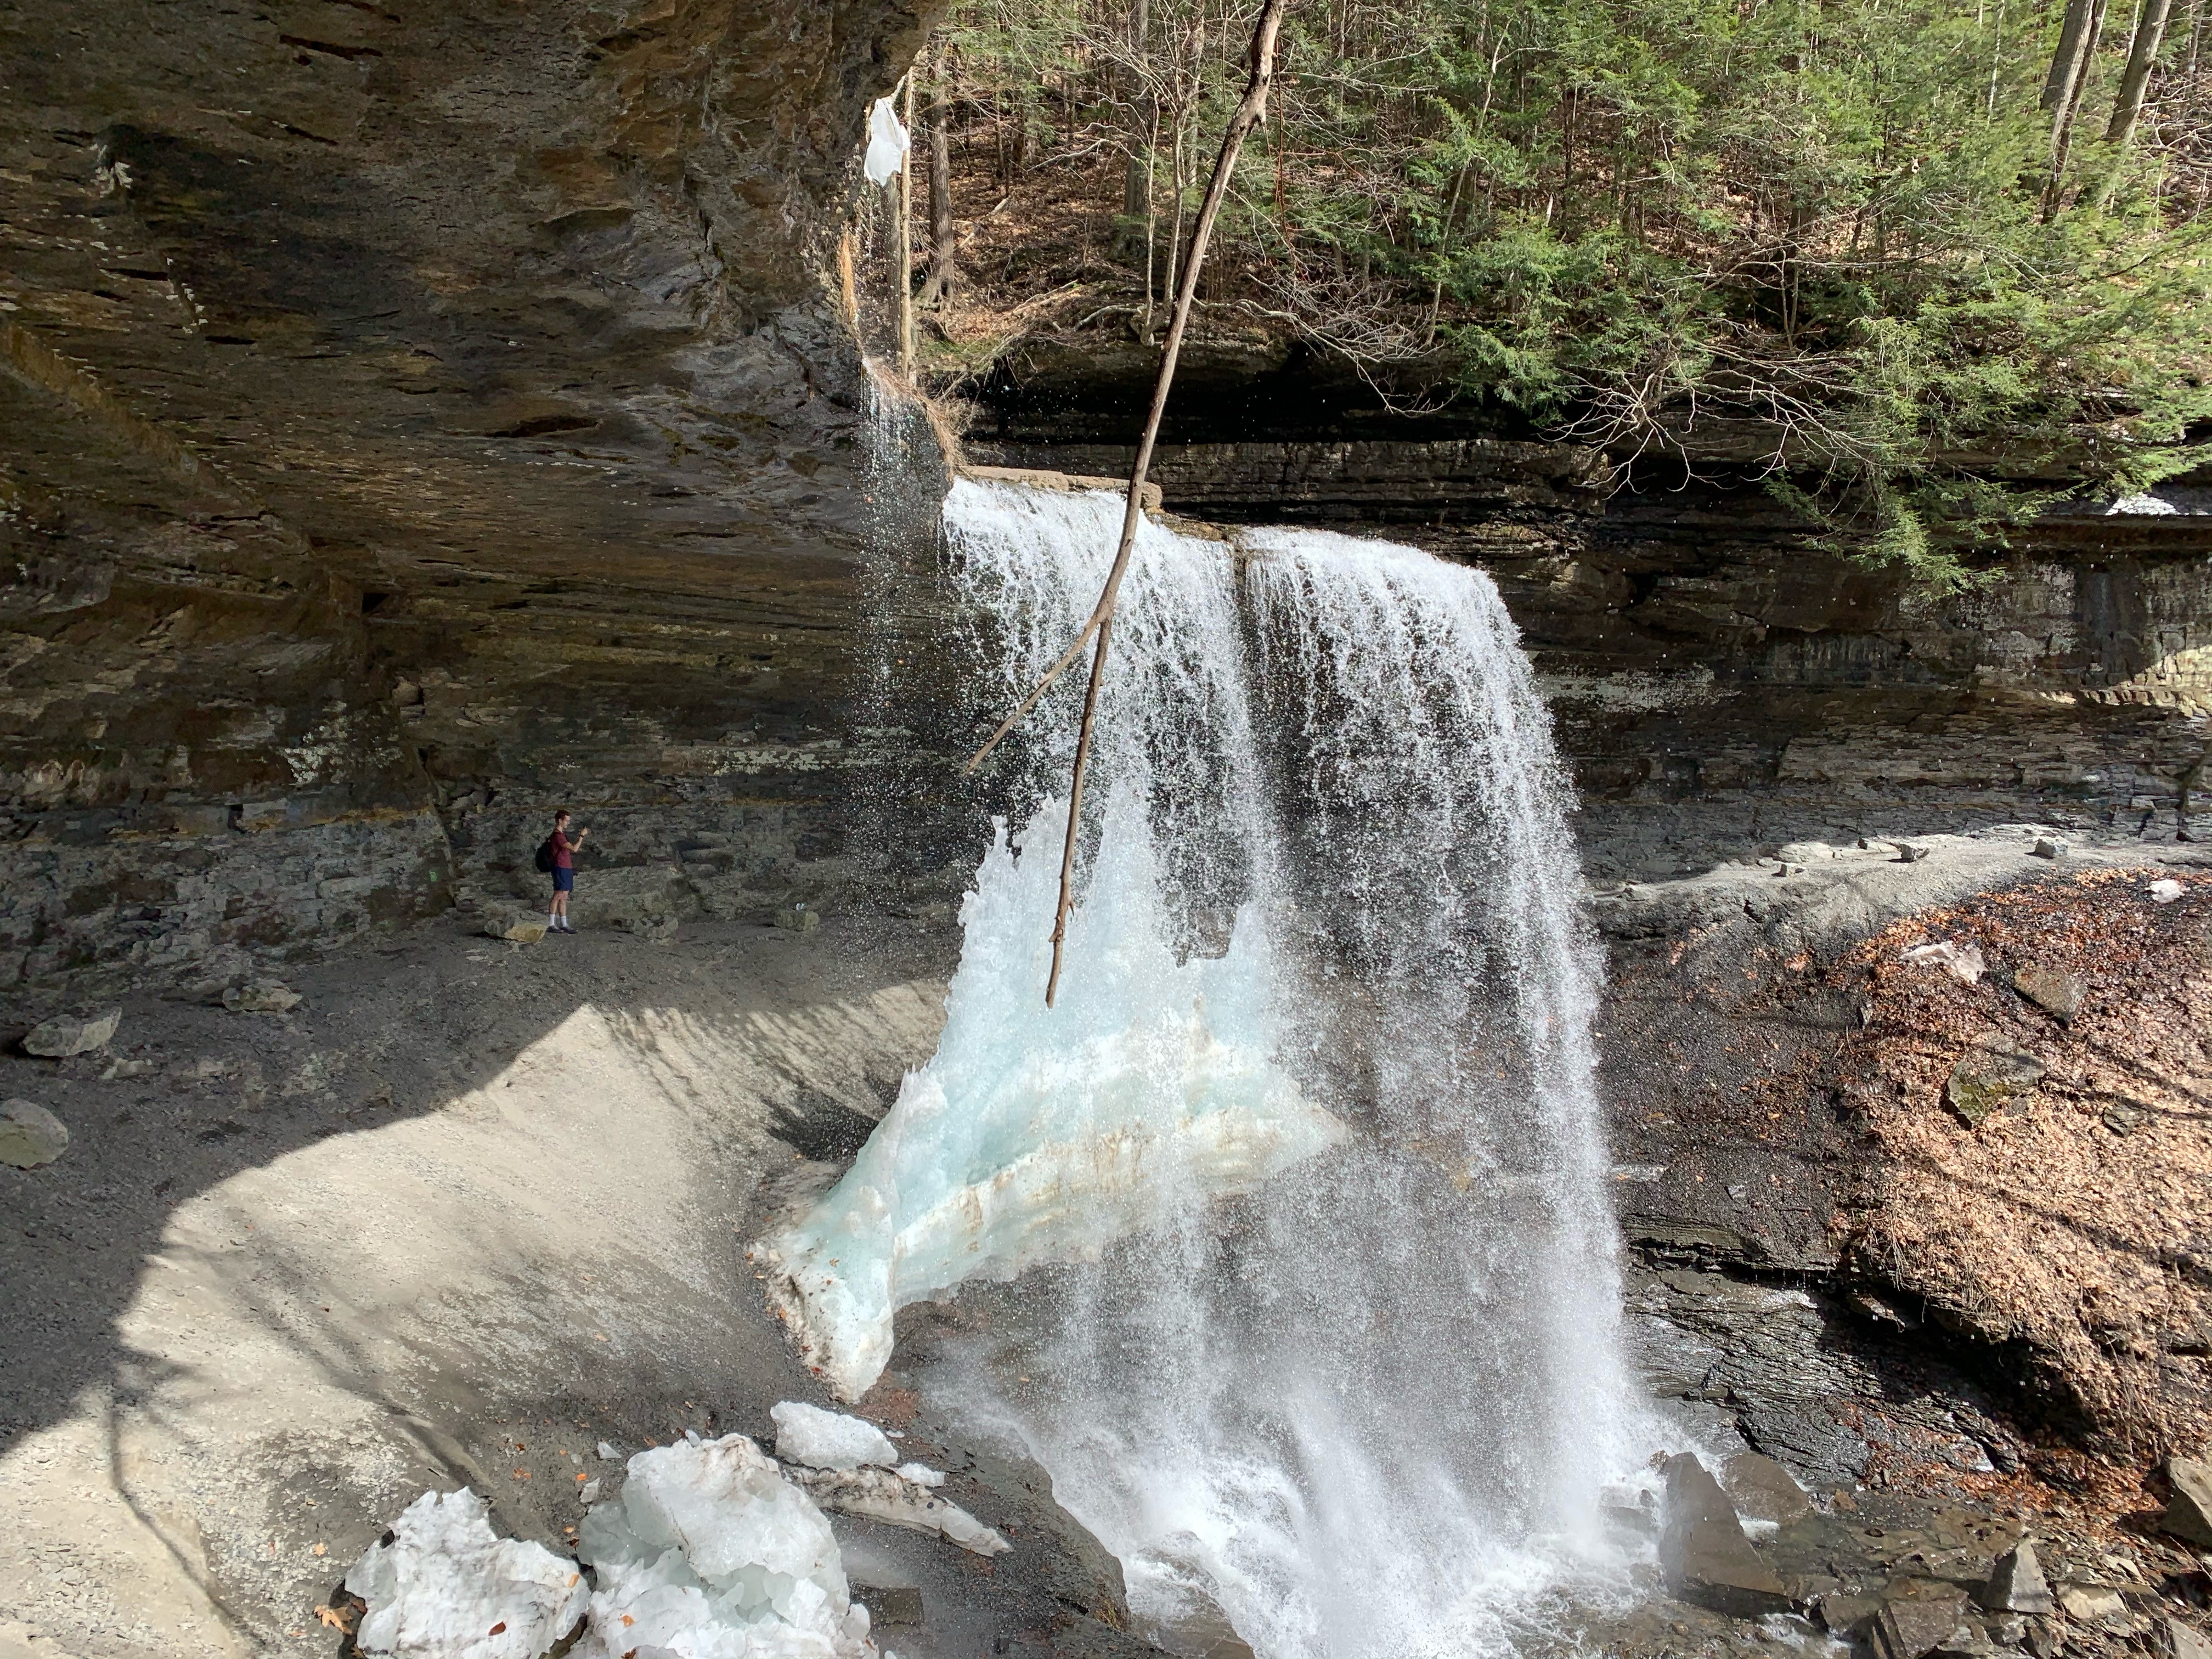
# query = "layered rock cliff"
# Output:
<box><xmin>2</xmin><ymin>0</ymin><xmax>940</xmax><ymax>999</ymax></box>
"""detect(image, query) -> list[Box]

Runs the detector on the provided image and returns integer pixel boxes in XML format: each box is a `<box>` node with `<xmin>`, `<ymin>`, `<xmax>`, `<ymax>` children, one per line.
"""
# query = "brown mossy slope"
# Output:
<box><xmin>1831</xmin><ymin>870</ymin><xmax>2212</xmax><ymax>1462</ymax></box>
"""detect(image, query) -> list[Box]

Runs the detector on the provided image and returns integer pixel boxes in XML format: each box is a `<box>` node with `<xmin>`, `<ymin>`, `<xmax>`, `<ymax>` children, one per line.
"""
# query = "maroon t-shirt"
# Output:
<box><xmin>551</xmin><ymin>830</ymin><xmax>575</xmax><ymax>869</ymax></box>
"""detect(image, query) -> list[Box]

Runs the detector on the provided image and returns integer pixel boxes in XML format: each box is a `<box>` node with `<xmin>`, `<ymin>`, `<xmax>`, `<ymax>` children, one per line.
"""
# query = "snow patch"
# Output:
<box><xmin>345</xmin><ymin>1489</ymin><xmax>588</xmax><ymax>1659</ymax></box>
<box><xmin>772</xmin><ymin>1402</ymin><xmax>897</xmax><ymax>1471</ymax></box>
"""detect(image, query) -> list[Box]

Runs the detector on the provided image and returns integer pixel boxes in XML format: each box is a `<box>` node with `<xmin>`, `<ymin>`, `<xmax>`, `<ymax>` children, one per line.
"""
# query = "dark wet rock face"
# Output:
<box><xmin>973</xmin><ymin>364</ymin><xmax>2212</xmax><ymax>887</ymax></box>
<box><xmin>1</xmin><ymin>0</ymin><xmax>949</xmax><ymax>1002</ymax></box>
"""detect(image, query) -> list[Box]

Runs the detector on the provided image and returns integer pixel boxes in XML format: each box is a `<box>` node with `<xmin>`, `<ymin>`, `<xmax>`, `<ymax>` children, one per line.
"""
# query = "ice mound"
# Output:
<box><xmin>765</xmin><ymin>793</ymin><xmax>1345</xmax><ymax>1398</ymax></box>
<box><xmin>575</xmin><ymin>1434</ymin><xmax>873</xmax><ymax>1659</ymax></box>
<box><xmin>345</xmin><ymin>1488</ymin><xmax>588</xmax><ymax>1659</ymax></box>
<box><xmin>771</xmin><ymin>1401</ymin><xmax>896</xmax><ymax>1471</ymax></box>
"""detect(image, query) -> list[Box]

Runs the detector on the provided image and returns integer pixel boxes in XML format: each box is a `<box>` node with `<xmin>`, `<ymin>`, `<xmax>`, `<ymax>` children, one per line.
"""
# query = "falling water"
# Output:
<box><xmin>773</xmin><ymin>478</ymin><xmax>1651</xmax><ymax>1657</ymax></box>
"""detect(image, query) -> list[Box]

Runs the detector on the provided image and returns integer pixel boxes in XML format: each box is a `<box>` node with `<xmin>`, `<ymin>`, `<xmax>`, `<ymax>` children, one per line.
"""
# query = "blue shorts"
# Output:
<box><xmin>552</xmin><ymin>867</ymin><xmax>574</xmax><ymax>893</ymax></box>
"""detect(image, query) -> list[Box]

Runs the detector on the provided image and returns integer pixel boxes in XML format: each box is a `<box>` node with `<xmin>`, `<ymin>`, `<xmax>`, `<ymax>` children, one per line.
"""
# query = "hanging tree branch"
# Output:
<box><xmin>963</xmin><ymin>0</ymin><xmax>1290</xmax><ymax>1007</ymax></box>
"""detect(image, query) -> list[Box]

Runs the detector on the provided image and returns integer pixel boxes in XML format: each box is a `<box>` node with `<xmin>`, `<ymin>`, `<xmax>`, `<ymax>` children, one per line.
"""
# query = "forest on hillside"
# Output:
<box><xmin>883</xmin><ymin>0</ymin><xmax>2212</xmax><ymax>583</ymax></box>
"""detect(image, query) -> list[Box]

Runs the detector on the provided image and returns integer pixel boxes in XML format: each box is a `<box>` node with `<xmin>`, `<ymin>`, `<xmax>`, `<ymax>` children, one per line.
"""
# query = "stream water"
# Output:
<box><xmin>775</xmin><ymin>476</ymin><xmax>1651</xmax><ymax>1657</ymax></box>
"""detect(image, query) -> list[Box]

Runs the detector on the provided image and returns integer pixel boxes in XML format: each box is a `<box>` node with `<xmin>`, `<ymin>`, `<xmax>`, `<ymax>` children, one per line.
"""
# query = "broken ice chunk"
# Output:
<box><xmin>787</xmin><ymin>1465</ymin><xmax>1008</xmax><ymax>1556</ymax></box>
<box><xmin>894</xmin><ymin>1463</ymin><xmax>945</xmax><ymax>1488</ymax></box>
<box><xmin>345</xmin><ymin>1488</ymin><xmax>588</xmax><ymax>1659</ymax></box>
<box><xmin>862</xmin><ymin>97</ymin><xmax>909</xmax><ymax>187</ymax></box>
<box><xmin>574</xmin><ymin>1432</ymin><xmax>873</xmax><ymax>1658</ymax></box>
<box><xmin>773</xmin><ymin>1400</ymin><xmax>899</xmax><ymax>1471</ymax></box>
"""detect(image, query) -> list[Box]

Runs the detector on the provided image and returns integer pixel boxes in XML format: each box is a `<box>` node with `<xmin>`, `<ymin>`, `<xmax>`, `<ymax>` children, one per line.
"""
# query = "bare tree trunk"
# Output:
<box><xmin>2107</xmin><ymin>0</ymin><xmax>2175</xmax><ymax>140</ymax></box>
<box><xmin>2044</xmin><ymin>0</ymin><xmax>2100</xmax><ymax>109</ymax></box>
<box><xmin>2046</xmin><ymin>0</ymin><xmax>2110</xmax><ymax>211</ymax></box>
<box><xmin>958</xmin><ymin>0</ymin><xmax>1293</xmax><ymax>1005</ymax></box>
<box><xmin>1121</xmin><ymin>0</ymin><xmax>1153</xmax><ymax>247</ymax></box>
<box><xmin>922</xmin><ymin>49</ymin><xmax>956</xmax><ymax>309</ymax></box>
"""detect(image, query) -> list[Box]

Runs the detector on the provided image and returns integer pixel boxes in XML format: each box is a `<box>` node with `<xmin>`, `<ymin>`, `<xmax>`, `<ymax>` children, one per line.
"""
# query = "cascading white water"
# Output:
<box><xmin>771</xmin><ymin>478</ymin><xmax>1653</xmax><ymax>1657</ymax></box>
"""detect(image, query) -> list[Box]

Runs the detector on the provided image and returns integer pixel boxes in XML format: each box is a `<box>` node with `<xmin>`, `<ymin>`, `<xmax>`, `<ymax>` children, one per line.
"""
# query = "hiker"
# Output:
<box><xmin>542</xmin><ymin>809</ymin><xmax>587</xmax><ymax>933</ymax></box>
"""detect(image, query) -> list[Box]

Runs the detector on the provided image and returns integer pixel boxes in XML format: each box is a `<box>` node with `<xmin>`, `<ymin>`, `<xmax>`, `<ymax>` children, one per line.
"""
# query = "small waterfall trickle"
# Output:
<box><xmin>772</xmin><ymin>477</ymin><xmax>1652</xmax><ymax>1657</ymax></box>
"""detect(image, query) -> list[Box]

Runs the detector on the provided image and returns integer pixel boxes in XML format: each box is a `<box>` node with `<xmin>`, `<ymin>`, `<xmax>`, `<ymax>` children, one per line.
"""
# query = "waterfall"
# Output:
<box><xmin>771</xmin><ymin>478</ymin><xmax>1650</xmax><ymax>1658</ymax></box>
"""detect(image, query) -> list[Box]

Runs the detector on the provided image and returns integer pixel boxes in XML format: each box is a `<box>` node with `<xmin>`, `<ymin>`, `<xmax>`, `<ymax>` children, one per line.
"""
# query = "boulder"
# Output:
<box><xmin>1659</xmin><ymin>1453</ymin><xmax>1791</xmax><ymax>1618</ymax></box>
<box><xmin>2161</xmin><ymin>1457</ymin><xmax>2212</xmax><ymax>1548</ymax></box>
<box><xmin>1903</xmin><ymin>939</ymin><xmax>1986</xmax><ymax>985</ymax></box>
<box><xmin>0</xmin><ymin>1100</ymin><xmax>69</xmax><ymax>1168</ymax></box>
<box><xmin>224</xmin><ymin>980</ymin><xmax>302</xmax><ymax>1014</ymax></box>
<box><xmin>2165</xmin><ymin>1617</ymin><xmax>2212</xmax><ymax>1659</ymax></box>
<box><xmin>483</xmin><ymin>910</ymin><xmax>548</xmax><ymax>944</ymax></box>
<box><xmin>1816</xmin><ymin>1591</ymin><xmax>1884</xmax><ymax>1633</ymax></box>
<box><xmin>2056</xmin><ymin>1584</ymin><xmax>2128</xmax><ymax>1624</ymax></box>
<box><xmin>574</xmin><ymin>864</ymin><xmax>683</xmax><ymax>935</ymax></box>
<box><xmin>1977</xmin><ymin>1539</ymin><xmax>2053</xmax><ymax>1616</ymax></box>
<box><xmin>1869</xmin><ymin>1585</ymin><xmax>1973</xmax><ymax>1659</ymax></box>
<box><xmin>2012</xmin><ymin>964</ymin><xmax>2085</xmax><ymax>1022</ymax></box>
<box><xmin>2149</xmin><ymin>878</ymin><xmax>2186</xmax><ymax>905</ymax></box>
<box><xmin>22</xmin><ymin>1009</ymin><xmax>120</xmax><ymax>1057</ymax></box>
<box><xmin>1945</xmin><ymin>1037</ymin><xmax>2043</xmax><ymax>1127</ymax></box>
<box><xmin>774</xmin><ymin>904</ymin><xmax>821</xmax><ymax>933</ymax></box>
<box><xmin>2031</xmin><ymin>837</ymin><xmax>2067</xmax><ymax>860</ymax></box>
<box><xmin>1720</xmin><ymin>1452</ymin><xmax>1811</xmax><ymax>1525</ymax></box>
<box><xmin>854</xmin><ymin>1584</ymin><xmax>923</xmax><ymax>1627</ymax></box>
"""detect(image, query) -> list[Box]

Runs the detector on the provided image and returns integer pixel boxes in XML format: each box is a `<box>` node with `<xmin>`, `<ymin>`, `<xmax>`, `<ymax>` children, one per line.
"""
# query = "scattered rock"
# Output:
<box><xmin>1720</xmin><ymin>1452</ymin><xmax>1810</xmax><ymax>1525</ymax></box>
<box><xmin>854</xmin><ymin>1584</ymin><xmax>923</xmax><ymax>1626</ymax></box>
<box><xmin>578</xmin><ymin>1479</ymin><xmax>600</xmax><ymax>1506</ymax></box>
<box><xmin>1978</xmin><ymin>1540</ymin><xmax>2053</xmax><ymax>1616</ymax></box>
<box><xmin>2031</xmin><ymin>837</ymin><xmax>2067</xmax><ymax>860</ymax></box>
<box><xmin>2165</xmin><ymin>1616</ymin><xmax>2212</xmax><ymax>1659</ymax></box>
<box><xmin>1604</xmin><ymin>1503</ymin><xmax>1657</xmax><ymax>1539</ymax></box>
<box><xmin>1817</xmin><ymin>1590</ymin><xmax>1884</xmax><ymax>1633</ymax></box>
<box><xmin>2056</xmin><ymin>1583</ymin><xmax>2128</xmax><ymax>1624</ymax></box>
<box><xmin>1658</xmin><ymin>1453</ymin><xmax>1791</xmax><ymax>1619</ymax></box>
<box><xmin>2162</xmin><ymin>1457</ymin><xmax>2212</xmax><ymax>1548</ymax></box>
<box><xmin>1869</xmin><ymin>1584</ymin><xmax>1973</xmax><ymax>1659</ymax></box>
<box><xmin>774</xmin><ymin>904</ymin><xmax>821</xmax><ymax>933</ymax></box>
<box><xmin>1903</xmin><ymin>939</ymin><xmax>1985</xmax><ymax>985</ymax></box>
<box><xmin>2012</xmin><ymin>963</ymin><xmax>2086</xmax><ymax>1022</ymax></box>
<box><xmin>1945</xmin><ymin>1037</ymin><xmax>2044</xmax><ymax>1127</ymax></box>
<box><xmin>1894</xmin><ymin>842</ymin><xmax>1931</xmax><ymax>863</ymax></box>
<box><xmin>224</xmin><ymin>980</ymin><xmax>302</xmax><ymax>1014</ymax></box>
<box><xmin>620</xmin><ymin>913</ymin><xmax>679</xmax><ymax>941</ymax></box>
<box><xmin>0</xmin><ymin>1099</ymin><xmax>69</xmax><ymax>1168</ymax></box>
<box><xmin>99</xmin><ymin>1057</ymin><xmax>150</xmax><ymax>1081</ymax></box>
<box><xmin>22</xmin><ymin>1009</ymin><xmax>120</xmax><ymax>1057</ymax></box>
<box><xmin>482</xmin><ymin>910</ymin><xmax>549</xmax><ymax>944</ymax></box>
<box><xmin>2149</xmin><ymin>878</ymin><xmax>2186</xmax><ymax>904</ymax></box>
<box><xmin>2102</xmin><ymin>1100</ymin><xmax>2147</xmax><ymax>1135</ymax></box>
